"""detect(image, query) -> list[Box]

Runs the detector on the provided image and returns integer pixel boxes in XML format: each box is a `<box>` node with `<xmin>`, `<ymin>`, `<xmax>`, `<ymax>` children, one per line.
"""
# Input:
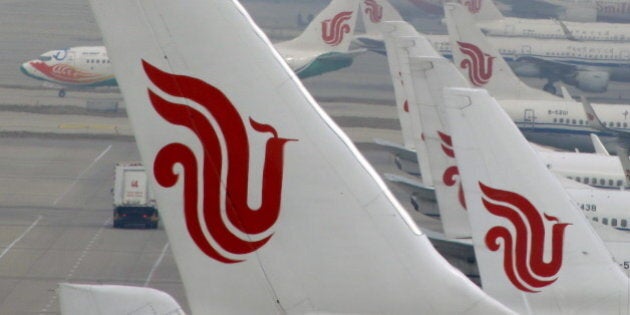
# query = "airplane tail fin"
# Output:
<box><xmin>444</xmin><ymin>3</ymin><xmax>556</xmax><ymax>101</ymax></box>
<box><xmin>282</xmin><ymin>0</ymin><xmax>360</xmax><ymax>53</ymax></box>
<box><xmin>382</xmin><ymin>21</ymin><xmax>472</xmax><ymax>238</ymax></box>
<box><xmin>443</xmin><ymin>87</ymin><xmax>630</xmax><ymax>314</ymax></box>
<box><xmin>458</xmin><ymin>0</ymin><xmax>504</xmax><ymax>21</ymax></box>
<box><xmin>382</xmin><ymin>22</ymin><xmax>433</xmax><ymax>187</ymax></box>
<box><xmin>58</xmin><ymin>283</ymin><xmax>185</xmax><ymax>315</ymax></box>
<box><xmin>361</xmin><ymin>0</ymin><xmax>404</xmax><ymax>35</ymax></box>
<box><xmin>89</xmin><ymin>0</ymin><xmax>512</xmax><ymax>313</ymax></box>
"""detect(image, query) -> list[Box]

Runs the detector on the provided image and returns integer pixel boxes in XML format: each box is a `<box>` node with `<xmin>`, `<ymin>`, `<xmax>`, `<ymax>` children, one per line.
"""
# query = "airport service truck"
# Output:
<box><xmin>112</xmin><ymin>162</ymin><xmax>159</xmax><ymax>229</ymax></box>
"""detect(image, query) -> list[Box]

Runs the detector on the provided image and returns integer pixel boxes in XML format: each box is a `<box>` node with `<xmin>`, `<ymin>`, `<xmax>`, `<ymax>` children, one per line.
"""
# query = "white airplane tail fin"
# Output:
<box><xmin>361</xmin><ymin>0</ymin><xmax>404</xmax><ymax>35</ymax></box>
<box><xmin>382</xmin><ymin>22</ymin><xmax>433</xmax><ymax>187</ymax></box>
<box><xmin>458</xmin><ymin>0</ymin><xmax>504</xmax><ymax>21</ymax></box>
<box><xmin>58</xmin><ymin>283</ymin><xmax>185</xmax><ymax>315</ymax></box>
<box><xmin>89</xmin><ymin>0</ymin><xmax>512</xmax><ymax>313</ymax></box>
<box><xmin>284</xmin><ymin>0</ymin><xmax>360</xmax><ymax>53</ymax></box>
<box><xmin>444</xmin><ymin>3</ymin><xmax>556</xmax><ymax>101</ymax></box>
<box><xmin>443</xmin><ymin>87</ymin><xmax>630</xmax><ymax>314</ymax></box>
<box><xmin>382</xmin><ymin>21</ymin><xmax>472</xmax><ymax>238</ymax></box>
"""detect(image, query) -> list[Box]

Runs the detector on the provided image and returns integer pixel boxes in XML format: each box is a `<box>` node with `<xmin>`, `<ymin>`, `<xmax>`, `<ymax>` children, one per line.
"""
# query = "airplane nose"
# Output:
<box><xmin>20</xmin><ymin>62</ymin><xmax>41</xmax><ymax>80</ymax></box>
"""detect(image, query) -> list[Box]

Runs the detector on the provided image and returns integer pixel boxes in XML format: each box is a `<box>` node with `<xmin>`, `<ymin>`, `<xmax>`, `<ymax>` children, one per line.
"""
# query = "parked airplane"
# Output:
<box><xmin>537</xmin><ymin>0</ymin><xmax>630</xmax><ymax>22</ymax></box>
<box><xmin>89</xmin><ymin>0</ymin><xmax>515</xmax><ymax>313</ymax></box>
<box><xmin>21</xmin><ymin>0</ymin><xmax>363</xmax><ymax>97</ymax></box>
<box><xmin>468</xmin><ymin>0</ymin><xmax>630</xmax><ymax>42</ymax></box>
<box><xmin>445</xmin><ymin>86</ymin><xmax>630</xmax><ymax>314</ymax></box>
<box><xmin>354</xmin><ymin>0</ymin><xmax>630</xmax><ymax>94</ymax></box>
<box><xmin>382</xmin><ymin>22</ymin><xmax>630</xmax><ymax>242</ymax></box>
<box><xmin>379</xmin><ymin>20</ymin><xmax>630</xmax><ymax>194</ymax></box>
<box><xmin>443</xmin><ymin>3</ymin><xmax>630</xmax><ymax>152</ymax></box>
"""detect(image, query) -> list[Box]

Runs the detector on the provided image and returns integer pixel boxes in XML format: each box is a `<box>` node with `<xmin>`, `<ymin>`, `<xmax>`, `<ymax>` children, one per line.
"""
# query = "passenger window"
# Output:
<box><xmin>600</xmin><ymin>179</ymin><xmax>605</xmax><ymax>186</ymax></box>
<box><xmin>553</xmin><ymin>118</ymin><xmax>557</xmax><ymax>123</ymax></box>
<box><xmin>622</xmin><ymin>219</ymin><xmax>627</xmax><ymax>228</ymax></box>
<box><xmin>572</xmin><ymin>119</ymin><xmax>576</xmax><ymax>124</ymax></box>
<box><xmin>617</xmin><ymin>122</ymin><xmax>621</xmax><ymax>128</ymax></box>
<box><xmin>592</xmin><ymin>178</ymin><xmax>597</xmax><ymax>184</ymax></box>
<box><xmin>603</xmin><ymin>218</ymin><xmax>608</xmax><ymax>225</ymax></box>
<box><xmin>612</xmin><ymin>218</ymin><xmax>618</xmax><ymax>227</ymax></box>
<box><xmin>593</xmin><ymin>217</ymin><xmax>598</xmax><ymax>222</ymax></box>
<box><xmin>584</xmin><ymin>178</ymin><xmax>589</xmax><ymax>184</ymax></box>
<box><xmin>579</xmin><ymin>119</ymin><xmax>584</xmax><ymax>125</ymax></box>
<box><xmin>559</xmin><ymin>118</ymin><xmax>564</xmax><ymax>123</ymax></box>
<box><xmin>576</xmin><ymin>177</ymin><xmax>581</xmax><ymax>182</ymax></box>
<box><xmin>618</xmin><ymin>180</ymin><xmax>624</xmax><ymax>187</ymax></box>
<box><xmin>624</xmin><ymin>122</ymin><xmax>628</xmax><ymax>128</ymax></box>
<box><xmin>609</xmin><ymin>179</ymin><xmax>614</xmax><ymax>186</ymax></box>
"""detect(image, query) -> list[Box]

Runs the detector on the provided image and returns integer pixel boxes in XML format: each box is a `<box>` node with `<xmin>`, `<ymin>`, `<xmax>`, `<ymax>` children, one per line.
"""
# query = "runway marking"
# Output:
<box><xmin>0</xmin><ymin>215</ymin><xmax>42</xmax><ymax>261</ymax></box>
<box><xmin>53</xmin><ymin>144</ymin><xmax>112</xmax><ymax>206</ymax></box>
<box><xmin>144</xmin><ymin>242</ymin><xmax>170</xmax><ymax>287</ymax></box>
<box><xmin>40</xmin><ymin>217</ymin><xmax>111</xmax><ymax>313</ymax></box>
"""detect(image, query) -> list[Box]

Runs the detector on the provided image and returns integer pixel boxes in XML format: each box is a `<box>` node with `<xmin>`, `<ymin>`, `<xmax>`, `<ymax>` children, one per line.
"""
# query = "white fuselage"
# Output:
<box><xmin>20</xmin><ymin>46</ymin><xmax>115</xmax><ymax>87</ymax></box>
<box><xmin>428</xmin><ymin>34</ymin><xmax>630</xmax><ymax>81</ymax></box>
<box><xmin>479</xmin><ymin>17</ymin><xmax>630</xmax><ymax>42</ymax></box>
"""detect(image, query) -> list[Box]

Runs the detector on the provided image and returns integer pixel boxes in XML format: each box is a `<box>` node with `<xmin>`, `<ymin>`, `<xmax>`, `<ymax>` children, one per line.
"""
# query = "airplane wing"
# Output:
<box><xmin>373</xmin><ymin>138</ymin><xmax>418</xmax><ymax>162</ymax></box>
<box><xmin>383</xmin><ymin>173</ymin><xmax>437</xmax><ymax>201</ymax></box>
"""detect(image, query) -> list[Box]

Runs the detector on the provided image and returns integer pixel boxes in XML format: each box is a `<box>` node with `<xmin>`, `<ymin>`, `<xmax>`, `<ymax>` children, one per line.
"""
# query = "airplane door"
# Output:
<box><xmin>524</xmin><ymin>109</ymin><xmax>536</xmax><ymax>128</ymax></box>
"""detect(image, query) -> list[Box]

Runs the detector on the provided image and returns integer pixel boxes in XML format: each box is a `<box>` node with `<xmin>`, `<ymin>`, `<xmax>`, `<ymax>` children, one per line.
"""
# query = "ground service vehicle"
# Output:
<box><xmin>112</xmin><ymin>162</ymin><xmax>159</xmax><ymax>229</ymax></box>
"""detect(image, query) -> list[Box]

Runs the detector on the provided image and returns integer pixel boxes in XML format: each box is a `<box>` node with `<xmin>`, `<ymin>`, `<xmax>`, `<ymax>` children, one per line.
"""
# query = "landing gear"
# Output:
<box><xmin>543</xmin><ymin>81</ymin><xmax>557</xmax><ymax>95</ymax></box>
<box><xmin>58</xmin><ymin>89</ymin><xmax>66</xmax><ymax>98</ymax></box>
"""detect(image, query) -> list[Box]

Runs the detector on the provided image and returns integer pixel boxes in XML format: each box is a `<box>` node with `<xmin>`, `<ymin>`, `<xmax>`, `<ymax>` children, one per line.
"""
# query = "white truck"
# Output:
<box><xmin>112</xmin><ymin>162</ymin><xmax>159</xmax><ymax>229</ymax></box>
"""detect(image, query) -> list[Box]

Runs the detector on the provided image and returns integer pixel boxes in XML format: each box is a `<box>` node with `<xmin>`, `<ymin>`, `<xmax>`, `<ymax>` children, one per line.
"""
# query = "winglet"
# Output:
<box><xmin>590</xmin><ymin>133</ymin><xmax>610</xmax><ymax>156</ymax></box>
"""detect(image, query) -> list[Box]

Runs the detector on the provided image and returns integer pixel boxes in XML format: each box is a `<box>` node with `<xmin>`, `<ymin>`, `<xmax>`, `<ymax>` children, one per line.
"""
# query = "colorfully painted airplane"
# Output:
<box><xmin>88</xmin><ymin>0</ymin><xmax>516</xmax><ymax>313</ymax></box>
<box><xmin>446</xmin><ymin>86</ymin><xmax>630</xmax><ymax>313</ymax></box>
<box><xmin>466</xmin><ymin>0</ymin><xmax>630</xmax><ymax>42</ymax></box>
<box><xmin>21</xmin><ymin>0</ymin><xmax>363</xmax><ymax>97</ymax></box>
<box><xmin>381</xmin><ymin>22</ymin><xmax>630</xmax><ymax>244</ymax></box>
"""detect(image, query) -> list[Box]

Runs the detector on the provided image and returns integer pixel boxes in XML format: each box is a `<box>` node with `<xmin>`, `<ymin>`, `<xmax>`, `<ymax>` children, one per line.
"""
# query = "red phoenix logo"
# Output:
<box><xmin>438</xmin><ymin>131</ymin><xmax>466</xmax><ymax>209</ymax></box>
<box><xmin>462</xmin><ymin>0</ymin><xmax>482</xmax><ymax>13</ymax></box>
<box><xmin>321</xmin><ymin>11</ymin><xmax>353</xmax><ymax>46</ymax></box>
<box><xmin>480</xmin><ymin>182</ymin><xmax>570</xmax><ymax>292</ymax></box>
<box><xmin>143</xmin><ymin>61</ymin><xmax>294</xmax><ymax>264</ymax></box>
<box><xmin>364</xmin><ymin>0</ymin><xmax>383</xmax><ymax>23</ymax></box>
<box><xmin>457</xmin><ymin>41</ymin><xmax>494</xmax><ymax>87</ymax></box>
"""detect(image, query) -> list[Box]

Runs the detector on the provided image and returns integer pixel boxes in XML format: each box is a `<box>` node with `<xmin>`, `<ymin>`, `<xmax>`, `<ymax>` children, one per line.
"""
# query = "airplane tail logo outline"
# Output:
<box><xmin>479</xmin><ymin>182</ymin><xmax>571</xmax><ymax>293</ymax></box>
<box><xmin>457</xmin><ymin>41</ymin><xmax>494</xmax><ymax>87</ymax></box>
<box><xmin>462</xmin><ymin>0</ymin><xmax>482</xmax><ymax>14</ymax></box>
<box><xmin>321</xmin><ymin>11</ymin><xmax>354</xmax><ymax>46</ymax></box>
<box><xmin>438</xmin><ymin>131</ymin><xmax>466</xmax><ymax>209</ymax></box>
<box><xmin>143</xmin><ymin>60</ymin><xmax>295</xmax><ymax>264</ymax></box>
<box><xmin>364</xmin><ymin>0</ymin><xmax>383</xmax><ymax>23</ymax></box>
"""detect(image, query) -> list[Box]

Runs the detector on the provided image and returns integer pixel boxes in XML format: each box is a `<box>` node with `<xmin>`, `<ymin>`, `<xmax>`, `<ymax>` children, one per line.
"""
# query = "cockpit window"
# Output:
<box><xmin>38</xmin><ymin>56</ymin><xmax>52</xmax><ymax>61</ymax></box>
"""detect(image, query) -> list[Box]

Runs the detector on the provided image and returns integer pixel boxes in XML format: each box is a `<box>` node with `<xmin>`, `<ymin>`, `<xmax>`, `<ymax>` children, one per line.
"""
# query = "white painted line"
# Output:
<box><xmin>53</xmin><ymin>144</ymin><xmax>112</xmax><ymax>206</ymax></box>
<box><xmin>144</xmin><ymin>243</ymin><xmax>170</xmax><ymax>287</ymax></box>
<box><xmin>40</xmin><ymin>217</ymin><xmax>111</xmax><ymax>313</ymax></box>
<box><xmin>0</xmin><ymin>215</ymin><xmax>42</xmax><ymax>261</ymax></box>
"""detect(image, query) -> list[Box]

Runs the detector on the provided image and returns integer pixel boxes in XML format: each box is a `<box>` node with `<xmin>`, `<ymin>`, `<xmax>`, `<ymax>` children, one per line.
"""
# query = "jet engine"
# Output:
<box><xmin>564</xmin><ymin>70</ymin><xmax>609</xmax><ymax>93</ymax></box>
